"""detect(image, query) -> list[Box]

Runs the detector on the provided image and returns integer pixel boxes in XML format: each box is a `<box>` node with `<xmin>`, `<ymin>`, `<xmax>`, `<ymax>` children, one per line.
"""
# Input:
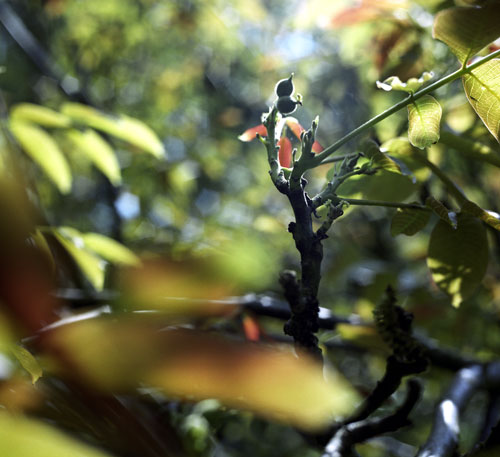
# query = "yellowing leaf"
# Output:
<box><xmin>82</xmin><ymin>232</ymin><xmax>141</xmax><ymax>266</ymax></box>
<box><xmin>463</xmin><ymin>59</ymin><xmax>500</xmax><ymax>142</ymax></box>
<box><xmin>390</xmin><ymin>207</ymin><xmax>431</xmax><ymax>236</ymax></box>
<box><xmin>65</xmin><ymin>129</ymin><xmax>121</xmax><ymax>185</ymax></box>
<box><xmin>61</xmin><ymin>103</ymin><xmax>165</xmax><ymax>158</ymax></box>
<box><xmin>0</xmin><ymin>413</ymin><xmax>113</xmax><ymax>457</ymax></box>
<box><xmin>428</xmin><ymin>213</ymin><xmax>488</xmax><ymax>307</ymax></box>
<box><xmin>407</xmin><ymin>95</ymin><xmax>442</xmax><ymax>149</ymax></box>
<box><xmin>10</xmin><ymin>345</ymin><xmax>42</xmax><ymax>384</ymax></box>
<box><xmin>9</xmin><ymin>120</ymin><xmax>72</xmax><ymax>194</ymax></box>
<box><xmin>433</xmin><ymin>5</ymin><xmax>500</xmax><ymax>64</ymax></box>
<box><xmin>461</xmin><ymin>200</ymin><xmax>500</xmax><ymax>231</ymax></box>
<box><xmin>53</xmin><ymin>229</ymin><xmax>105</xmax><ymax>291</ymax></box>
<box><xmin>47</xmin><ymin>319</ymin><xmax>359</xmax><ymax>431</ymax></box>
<box><xmin>10</xmin><ymin>103</ymin><xmax>71</xmax><ymax>128</ymax></box>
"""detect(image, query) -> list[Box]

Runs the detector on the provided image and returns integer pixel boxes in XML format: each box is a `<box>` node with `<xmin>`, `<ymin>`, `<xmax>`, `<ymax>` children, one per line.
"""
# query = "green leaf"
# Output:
<box><xmin>426</xmin><ymin>196</ymin><xmax>457</xmax><ymax>228</ymax></box>
<box><xmin>407</xmin><ymin>95</ymin><xmax>442</xmax><ymax>149</ymax></box>
<box><xmin>461</xmin><ymin>200</ymin><xmax>500</xmax><ymax>231</ymax></box>
<box><xmin>61</xmin><ymin>103</ymin><xmax>165</xmax><ymax>158</ymax></box>
<box><xmin>362</xmin><ymin>139</ymin><xmax>402</xmax><ymax>174</ymax></box>
<box><xmin>10</xmin><ymin>103</ymin><xmax>72</xmax><ymax>128</ymax></box>
<box><xmin>65</xmin><ymin>129</ymin><xmax>121</xmax><ymax>185</ymax></box>
<box><xmin>439</xmin><ymin>131</ymin><xmax>500</xmax><ymax>168</ymax></box>
<box><xmin>462</xmin><ymin>59</ymin><xmax>500</xmax><ymax>142</ymax></box>
<box><xmin>9</xmin><ymin>120</ymin><xmax>72</xmax><ymax>194</ymax></box>
<box><xmin>390</xmin><ymin>207</ymin><xmax>431</xmax><ymax>236</ymax></box>
<box><xmin>433</xmin><ymin>5</ymin><xmax>500</xmax><ymax>64</ymax></box>
<box><xmin>82</xmin><ymin>232</ymin><xmax>141</xmax><ymax>266</ymax></box>
<box><xmin>10</xmin><ymin>345</ymin><xmax>42</xmax><ymax>384</ymax></box>
<box><xmin>376</xmin><ymin>72</ymin><xmax>433</xmax><ymax>93</ymax></box>
<box><xmin>428</xmin><ymin>213</ymin><xmax>488</xmax><ymax>307</ymax></box>
<box><xmin>0</xmin><ymin>414</ymin><xmax>113</xmax><ymax>457</ymax></box>
<box><xmin>380</xmin><ymin>137</ymin><xmax>431</xmax><ymax>182</ymax></box>
<box><xmin>54</xmin><ymin>228</ymin><xmax>105</xmax><ymax>291</ymax></box>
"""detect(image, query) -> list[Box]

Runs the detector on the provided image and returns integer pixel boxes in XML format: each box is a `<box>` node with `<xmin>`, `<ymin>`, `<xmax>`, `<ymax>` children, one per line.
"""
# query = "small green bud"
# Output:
<box><xmin>275</xmin><ymin>74</ymin><xmax>294</xmax><ymax>97</ymax></box>
<box><xmin>276</xmin><ymin>95</ymin><xmax>301</xmax><ymax>116</ymax></box>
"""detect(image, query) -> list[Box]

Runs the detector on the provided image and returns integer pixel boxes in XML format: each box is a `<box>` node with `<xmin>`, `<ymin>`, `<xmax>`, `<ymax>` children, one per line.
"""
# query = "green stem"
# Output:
<box><xmin>415</xmin><ymin>153</ymin><xmax>467</xmax><ymax>205</ymax></box>
<box><xmin>318</xmin><ymin>153</ymin><xmax>359</xmax><ymax>165</ymax></box>
<box><xmin>337</xmin><ymin>198</ymin><xmax>429</xmax><ymax>211</ymax></box>
<box><xmin>314</xmin><ymin>49</ymin><xmax>500</xmax><ymax>165</ymax></box>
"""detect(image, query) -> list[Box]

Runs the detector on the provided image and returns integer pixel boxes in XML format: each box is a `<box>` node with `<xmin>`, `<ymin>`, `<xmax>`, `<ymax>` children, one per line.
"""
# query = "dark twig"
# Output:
<box><xmin>53</xmin><ymin>289</ymin><xmax>479</xmax><ymax>372</ymax></box>
<box><xmin>416</xmin><ymin>361</ymin><xmax>500</xmax><ymax>457</ymax></box>
<box><xmin>321</xmin><ymin>379</ymin><xmax>421</xmax><ymax>457</ymax></box>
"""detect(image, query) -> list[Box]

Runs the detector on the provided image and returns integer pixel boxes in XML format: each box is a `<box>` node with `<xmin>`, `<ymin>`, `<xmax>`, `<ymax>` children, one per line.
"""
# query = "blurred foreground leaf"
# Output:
<box><xmin>46</xmin><ymin>318</ymin><xmax>359</xmax><ymax>431</ymax></box>
<box><xmin>10</xmin><ymin>103</ymin><xmax>71</xmax><ymax>128</ymax></box>
<box><xmin>427</xmin><ymin>213</ymin><xmax>488</xmax><ymax>307</ymax></box>
<box><xmin>81</xmin><ymin>232</ymin><xmax>140</xmax><ymax>266</ymax></box>
<box><xmin>11</xmin><ymin>345</ymin><xmax>42</xmax><ymax>384</ymax></box>
<box><xmin>65</xmin><ymin>129</ymin><xmax>122</xmax><ymax>185</ymax></box>
<box><xmin>9</xmin><ymin>121</ymin><xmax>72</xmax><ymax>194</ymax></box>
<box><xmin>0</xmin><ymin>413</ymin><xmax>112</xmax><ymax>457</ymax></box>
<box><xmin>53</xmin><ymin>228</ymin><xmax>105</xmax><ymax>291</ymax></box>
<box><xmin>61</xmin><ymin>103</ymin><xmax>165</xmax><ymax>158</ymax></box>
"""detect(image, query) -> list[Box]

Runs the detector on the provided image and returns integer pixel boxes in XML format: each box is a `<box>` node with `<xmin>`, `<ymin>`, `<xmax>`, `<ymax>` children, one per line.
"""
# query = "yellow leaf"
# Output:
<box><xmin>0</xmin><ymin>413</ymin><xmax>113</xmax><ymax>457</ymax></box>
<box><xmin>47</xmin><ymin>318</ymin><xmax>360</xmax><ymax>431</ymax></box>
<box><xmin>65</xmin><ymin>129</ymin><xmax>121</xmax><ymax>185</ymax></box>
<box><xmin>10</xmin><ymin>345</ymin><xmax>42</xmax><ymax>384</ymax></box>
<box><xmin>9</xmin><ymin>120</ymin><xmax>72</xmax><ymax>194</ymax></box>
<box><xmin>10</xmin><ymin>103</ymin><xmax>71</xmax><ymax>128</ymax></box>
<box><xmin>61</xmin><ymin>103</ymin><xmax>165</xmax><ymax>158</ymax></box>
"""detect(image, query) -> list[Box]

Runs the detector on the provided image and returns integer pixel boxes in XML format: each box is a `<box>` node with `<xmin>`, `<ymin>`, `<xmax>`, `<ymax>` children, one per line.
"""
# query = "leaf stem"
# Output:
<box><xmin>315</xmin><ymin>48</ymin><xmax>500</xmax><ymax>165</ymax></box>
<box><xmin>337</xmin><ymin>198</ymin><xmax>430</xmax><ymax>211</ymax></box>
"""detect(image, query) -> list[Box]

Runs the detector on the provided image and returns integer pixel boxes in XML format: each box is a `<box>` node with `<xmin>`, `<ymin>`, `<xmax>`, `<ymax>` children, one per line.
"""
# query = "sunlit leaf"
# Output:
<box><xmin>53</xmin><ymin>228</ymin><xmax>105</xmax><ymax>291</ymax></box>
<box><xmin>278</xmin><ymin>137</ymin><xmax>292</xmax><ymax>168</ymax></box>
<box><xmin>9</xmin><ymin>120</ymin><xmax>72</xmax><ymax>194</ymax></box>
<box><xmin>65</xmin><ymin>129</ymin><xmax>121</xmax><ymax>185</ymax></box>
<box><xmin>362</xmin><ymin>139</ymin><xmax>402</xmax><ymax>174</ymax></box>
<box><xmin>238</xmin><ymin>124</ymin><xmax>267</xmax><ymax>141</ymax></box>
<box><xmin>10</xmin><ymin>103</ymin><xmax>71</xmax><ymax>128</ymax></box>
<box><xmin>61</xmin><ymin>103</ymin><xmax>165</xmax><ymax>158</ymax></box>
<box><xmin>433</xmin><ymin>5</ymin><xmax>500</xmax><ymax>64</ymax></box>
<box><xmin>426</xmin><ymin>196</ymin><xmax>457</xmax><ymax>228</ymax></box>
<box><xmin>439</xmin><ymin>131</ymin><xmax>500</xmax><ymax>168</ymax></box>
<box><xmin>407</xmin><ymin>95</ymin><xmax>442</xmax><ymax>149</ymax></box>
<box><xmin>462</xmin><ymin>59</ymin><xmax>500</xmax><ymax>142</ymax></box>
<box><xmin>10</xmin><ymin>345</ymin><xmax>42</xmax><ymax>384</ymax></box>
<box><xmin>461</xmin><ymin>200</ymin><xmax>500</xmax><ymax>231</ymax></box>
<box><xmin>47</xmin><ymin>318</ymin><xmax>359</xmax><ymax>430</ymax></box>
<box><xmin>81</xmin><ymin>232</ymin><xmax>141</xmax><ymax>266</ymax></box>
<box><xmin>0</xmin><ymin>413</ymin><xmax>113</xmax><ymax>457</ymax></box>
<box><xmin>390</xmin><ymin>207</ymin><xmax>431</xmax><ymax>236</ymax></box>
<box><xmin>376</xmin><ymin>72</ymin><xmax>433</xmax><ymax>93</ymax></box>
<box><xmin>428</xmin><ymin>213</ymin><xmax>488</xmax><ymax>307</ymax></box>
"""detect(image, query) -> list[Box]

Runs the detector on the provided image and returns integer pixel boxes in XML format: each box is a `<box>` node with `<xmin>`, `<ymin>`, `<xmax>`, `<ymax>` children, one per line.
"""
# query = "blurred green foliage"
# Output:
<box><xmin>1</xmin><ymin>0</ymin><xmax>500</xmax><ymax>456</ymax></box>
